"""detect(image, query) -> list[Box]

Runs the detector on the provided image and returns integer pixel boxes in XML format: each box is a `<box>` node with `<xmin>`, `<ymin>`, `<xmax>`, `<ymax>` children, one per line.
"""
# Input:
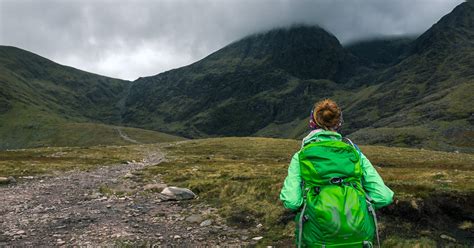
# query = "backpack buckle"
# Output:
<box><xmin>313</xmin><ymin>186</ymin><xmax>321</xmax><ymax>194</ymax></box>
<box><xmin>330</xmin><ymin>177</ymin><xmax>343</xmax><ymax>185</ymax></box>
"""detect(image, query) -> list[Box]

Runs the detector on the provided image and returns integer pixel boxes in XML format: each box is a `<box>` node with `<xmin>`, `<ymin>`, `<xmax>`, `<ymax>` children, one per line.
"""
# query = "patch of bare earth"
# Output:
<box><xmin>0</xmin><ymin>150</ymin><xmax>251</xmax><ymax>247</ymax></box>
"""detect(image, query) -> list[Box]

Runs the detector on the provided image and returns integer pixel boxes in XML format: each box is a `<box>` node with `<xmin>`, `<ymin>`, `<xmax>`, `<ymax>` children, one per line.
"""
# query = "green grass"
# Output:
<box><xmin>0</xmin><ymin>144</ymin><xmax>159</xmax><ymax>177</ymax></box>
<box><xmin>1</xmin><ymin>137</ymin><xmax>472</xmax><ymax>245</ymax></box>
<box><xmin>138</xmin><ymin>137</ymin><xmax>473</xmax><ymax>246</ymax></box>
<box><xmin>0</xmin><ymin>102</ymin><xmax>183</xmax><ymax>149</ymax></box>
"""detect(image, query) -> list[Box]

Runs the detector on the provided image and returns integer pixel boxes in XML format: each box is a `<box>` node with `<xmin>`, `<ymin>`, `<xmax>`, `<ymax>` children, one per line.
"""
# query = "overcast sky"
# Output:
<box><xmin>0</xmin><ymin>0</ymin><xmax>465</xmax><ymax>80</ymax></box>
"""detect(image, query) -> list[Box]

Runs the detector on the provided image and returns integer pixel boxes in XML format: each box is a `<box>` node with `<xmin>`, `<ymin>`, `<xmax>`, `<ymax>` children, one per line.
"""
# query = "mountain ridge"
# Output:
<box><xmin>0</xmin><ymin>1</ymin><xmax>472</xmax><ymax>152</ymax></box>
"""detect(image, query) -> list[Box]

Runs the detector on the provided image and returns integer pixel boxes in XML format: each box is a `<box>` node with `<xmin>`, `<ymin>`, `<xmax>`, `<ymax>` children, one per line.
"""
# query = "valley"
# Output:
<box><xmin>0</xmin><ymin>1</ymin><xmax>473</xmax><ymax>247</ymax></box>
<box><xmin>0</xmin><ymin>138</ymin><xmax>472</xmax><ymax>246</ymax></box>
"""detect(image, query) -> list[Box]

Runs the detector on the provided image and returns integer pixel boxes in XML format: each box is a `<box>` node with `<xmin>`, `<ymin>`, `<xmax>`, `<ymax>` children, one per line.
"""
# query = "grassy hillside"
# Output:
<box><xmin>344</xmin><ymin>1</ymin><xmax>474</xmax><ymax>152</ymax></box>
<box><xmin>1</xmin><ymin>2</ymin><xmax>472</xmax><ymax>152</ymax></box>
<box><xmin>123</xmin><ymin>26</ymin><xmax>368</xmax><ymax>138</ymax></box>
<box><xmin>120</xmin><ymin>1</ymin><xmax>474</xmax><ymax>153</ymax></box>
<box><xmin>0</xmin><ymin>46</ymin><xmax>184</xmax><ymax>149</ymax></box>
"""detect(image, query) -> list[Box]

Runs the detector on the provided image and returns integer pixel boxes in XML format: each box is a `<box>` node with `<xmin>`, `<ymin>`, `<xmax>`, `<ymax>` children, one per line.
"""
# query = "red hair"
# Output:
<box><xmin>313</xmin><ymin>99</ymin><xmax>342</xmax><ymax>130</ymax></box>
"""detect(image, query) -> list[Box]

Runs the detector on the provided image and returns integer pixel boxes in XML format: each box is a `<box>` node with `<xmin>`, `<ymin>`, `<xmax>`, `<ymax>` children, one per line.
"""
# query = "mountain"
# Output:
<box><xmin>0</xmin><ymin>46</ymin><xmax>183</xmax><ymax>149</ymax></box>
<box><xmin>123</xmin><ymin>26</ymin><xmax>368</xmax><ymax>138</ymax></box>
<box><xmin>345</xmin><ymin>0</ymin><xmax>474</xmax><ymax>151</ymax></box>
<box><xmin>122</xmin><ymin>2</ymin><xmax>473</xmax><ymax>152</ymax></box>
<box><xmin>1</xmin><ymin>1</ymin><xmax>472</xmax><ymax>152</ymax></box>
<box><xmin>346</xmin><ymin>37</ymin><xmax>414</xmax><ymax>67</ymax></box>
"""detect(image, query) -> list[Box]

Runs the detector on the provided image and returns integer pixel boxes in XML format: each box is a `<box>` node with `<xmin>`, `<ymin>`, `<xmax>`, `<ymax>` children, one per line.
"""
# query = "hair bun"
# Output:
<box><xmin>313</xmin><ymin>99</ymin><xmax>341</xmax><ymax>130</ymax></box>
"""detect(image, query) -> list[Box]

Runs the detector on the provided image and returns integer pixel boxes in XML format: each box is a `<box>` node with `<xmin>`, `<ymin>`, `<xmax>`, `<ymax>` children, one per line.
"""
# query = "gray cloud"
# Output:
<box><xmin>0</xmin><ymin>0</ymin><xmax>465</xmax><ymax>80</ymax></box>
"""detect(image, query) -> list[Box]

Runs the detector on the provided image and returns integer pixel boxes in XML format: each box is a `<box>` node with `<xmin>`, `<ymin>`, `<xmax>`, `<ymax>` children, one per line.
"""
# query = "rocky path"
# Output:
<box><xmin>0</xmin><ymin>150</ymin><xmax>252</xmax><ymax>247</ymax></box>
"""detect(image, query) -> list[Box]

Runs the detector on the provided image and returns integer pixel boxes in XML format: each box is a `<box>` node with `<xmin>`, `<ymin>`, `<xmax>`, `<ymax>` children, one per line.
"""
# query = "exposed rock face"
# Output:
<box><xmin>160</xmin><ymin>187</ymin><xmax>196</xmax><ymax>201</ymax></box>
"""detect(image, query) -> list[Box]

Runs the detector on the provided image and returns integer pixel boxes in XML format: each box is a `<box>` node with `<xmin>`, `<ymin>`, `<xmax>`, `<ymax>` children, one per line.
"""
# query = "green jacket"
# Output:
<box><xmin>280</xmin><ymin>130</ymin><xmax>394</xmax><ymax>211</ymax></box>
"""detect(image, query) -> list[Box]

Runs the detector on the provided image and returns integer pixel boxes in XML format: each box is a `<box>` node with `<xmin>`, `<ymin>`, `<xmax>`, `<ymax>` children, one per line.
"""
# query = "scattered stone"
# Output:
<box><xmin>440</xmin><ymin>234</ymin><xmax>456</xmax><ymax>242</ymax></box>
<box><xmin>15</xmin><ymin>230</ymin><xmax>26</xmax><ymax>235</ymax></box>
<box><xmin>241</xmin><ymin>235</ymin><xmax>249</xmax><ymax>241</ymax></box>
<box><xmin>124</xmin><ymin>172</ymin><xmax>134</xmax><ymax>179</ymax></box>
<box><xmin>0</xmin><ymin>177</ymin><xmax>11</xmax><ymax>184</ymax></box>
<box><xmin>160</xmin><ymin>187</ymin><xmax>196</xmax><ymax>201</ymax></box>
<box><xmin>7</xmin><ymin>177</ymin><xmax>16</xmax><ymax>184</ymax></box>
<box><xmin>19</xmin><ymin>176</ymin><xmax>34</xmax><ymax>179</ymax></box>
<box><xmin>458</xmin><ymin>221</ymin><xmax>473</xmax><ymax>230</ymax></box>
<box><xmin>106</xmin><ymin>205</ymin><xmax>112</xmax><ymax>208</ymax></box>
<box><xmin>173</xmin><ymin>235</ymin><xmax>181</xmax><ymax>239</ymax></box>
<box><xmin>256</xmin><ymin>223</ymin><xmax>263</xmax><ymax>228</ymax></box>
<box><xmin>410</xmin><ymin>199</ymin><xmax>419</xmax><ymax>210</ymax></box>
<box><xmin>186</xmin><ymin>227</ymin><xmax>193</xmax><ymax>231</ymax></box>
<box><xmin>89</xmin><ymin>192</ymin><xmax>102</xmax><ymax>199</ymax></box>
<box><xmin>144</xmin><ymin>183</ymin><xmax>167</xmax><ymax>192</ymax></box>
<box><xmin>186</xmin><ymin>214</ymin><xmax>203</xmax><ymax>223</ymax></box>
<box><xmin>200</xmin><ymin>219</ymin><xmax>212</xmax><ymax>227</ymax></box>
<box><xmin>56</xmin><ymin>239</ymin><xmax>66</xmax><ymax>245</ymax></box>
<box><xmin>252</xmin><ymin>236</ymin><xmax>263</xmax><ymax>241</ymax></box>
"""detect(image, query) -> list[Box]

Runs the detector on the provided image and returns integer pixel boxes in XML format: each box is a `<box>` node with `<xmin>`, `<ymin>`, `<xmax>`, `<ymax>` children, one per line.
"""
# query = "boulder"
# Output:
<box><xmin>0</xmin><ymin>177</ymin><xmax>15</xmax><ymax>184</ymax></box>
<box><xmin>186</xmin><ymin>214</ymin><xmax>203</xmax><ymax>223</ymax></box>
<box><xmin>160</xmin><ymin>186</ymin><xmax>196</xmax><ymax>200</ymax></box>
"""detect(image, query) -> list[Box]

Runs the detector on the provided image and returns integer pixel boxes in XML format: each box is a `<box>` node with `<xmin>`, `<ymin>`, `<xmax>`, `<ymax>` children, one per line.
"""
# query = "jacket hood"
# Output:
<box><xmin>301</xmin><ymin>129</ymin><xmax>342</xmax><ymax>148</ymax></box>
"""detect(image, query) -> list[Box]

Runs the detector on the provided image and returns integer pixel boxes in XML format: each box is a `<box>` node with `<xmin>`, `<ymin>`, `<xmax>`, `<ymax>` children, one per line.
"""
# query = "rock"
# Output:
<box><xmin>440</xmin><ymin>234</ymin><xmax>456</xmax><ymax>242</ymax></box>
<box><xmin>173</xmin><ymin>235</ymin><xmax>181</xmax><ymax>239</ymax></box>
<box><xmin>15</xmin><ymin>230</ymin><xmax>26</xmax><ymax>235</ymax></box>
<box><xmin>144</xmin><ymin>183</ymin><xmax>167</xmax><ymax>192</ymax></box>
<box><xmin>89</xmin><ymin>192</ymin><xmax>102</xmax><ymax>199</ymax></box>
<box><xmin>256</xmin><ymin>223</ymin><xmax>263</xmax><ymax>228</ymax></box>
<box><xmin>57</xmin><ymin>239</ymin><xmax>66</xmax><ymax>245</ymax></box>
<box><xmin>186</xmin><ymin>214</ymin><xmax>203</xmax><ymax>223</ymax></box>
<box><xmin>241</xmin><ymin>235</ymin><xmax>248</xmax><ymax>241</ymax></box>
<box><xmin>200</xmin><ymin>219</ymin><xmax>212</xmax><ymax>227</ymax></box>
<box><xmin>458</xmin><ymin>221</ymin><xmax>473</xmax><ymax>230</ymax></box>
<box><xmin>0</xmin><ymin>177</ymin><xmax>11</xmax><ymax>184</ymax></box>
<box><xmin>252</xmin><ymin>236</ymin><xmax>263</xmax><ymax>241</ymax></box>
<box><xmin>160</xmin><ymin>187</ymin><xmax>196</xmax><ymax>201</ymax></box>
<box><xmin>123</xmin><ymin>172</ymin><xmax>134</xmax><ymax>179</ymax></box>
<box><xmin>7</xmin><ymin>176</ymin><xmax>16</xmax><ymax>184</ymax></box>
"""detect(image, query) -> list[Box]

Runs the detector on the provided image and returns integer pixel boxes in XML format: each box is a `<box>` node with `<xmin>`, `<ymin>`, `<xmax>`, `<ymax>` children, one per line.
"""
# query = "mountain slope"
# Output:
<box><xmin>123</xmin><ymin>26</ymin><xmax>367</xmax><ymax>137</ymax></box>
<box><xmin>345</xmin><ymin>1</ymin><xmax>474</xmax><ymax>151</ymax></box>
<box><xmin>123</xmin><ymin>2</ymin><xmax>473</xmax><ymax>152</ymax></box>
<box><xmin>1</xmin><ymin>2</ymin><xmax>472</xmax><ymax>152</ymax></box>
<box><xmin>0</xmin><ymin>46</ymin><xmax>183</xmax><ymax>149</ymax></box>
<box><xmin>346</xmin><ymin>37</ymin><xmax>414</xmax><ymax>67</ymax></box>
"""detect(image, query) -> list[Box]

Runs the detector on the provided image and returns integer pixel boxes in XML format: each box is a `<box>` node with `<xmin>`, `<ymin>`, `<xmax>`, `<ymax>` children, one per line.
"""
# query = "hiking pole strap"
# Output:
<box><xmin>298</xmin><ymin>200</ymin><xmax>307</xmax><ymax>248</ymax></box>
<box><xmin>298</xmin><ymin>185</ymin><xmax>310</xmax><ymax>248</ymax></box>
<box><xmin>367</xmin><ymin>203</ymin><xmax>381</xmax><ymax>248</ymax></box>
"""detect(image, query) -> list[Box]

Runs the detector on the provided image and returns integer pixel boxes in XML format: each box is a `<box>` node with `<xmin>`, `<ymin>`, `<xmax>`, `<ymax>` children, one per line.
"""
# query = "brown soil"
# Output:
<box><xmin>379</xmin><ymin>192</ymin><xmax>474</xmax><ymax>246</ymax></box>
<box><xmin>0</xmin><ymin>150</ymin><xmax>252</xmax><ymax>247</ymax></box>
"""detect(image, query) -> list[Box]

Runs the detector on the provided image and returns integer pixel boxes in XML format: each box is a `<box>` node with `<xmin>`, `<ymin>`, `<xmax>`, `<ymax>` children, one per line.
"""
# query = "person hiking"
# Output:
<box><xmin>280</xmin><ymin>99</ymin><xmax>394</xmax><ymax>248</ymax></box>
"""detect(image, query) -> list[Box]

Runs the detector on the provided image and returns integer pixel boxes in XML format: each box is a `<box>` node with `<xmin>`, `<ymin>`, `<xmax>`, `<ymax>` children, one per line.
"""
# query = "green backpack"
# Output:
<box><xmin>296</xmin><ymin>138</ymin><xmax>379</xmax><ymax>248</ymax></box>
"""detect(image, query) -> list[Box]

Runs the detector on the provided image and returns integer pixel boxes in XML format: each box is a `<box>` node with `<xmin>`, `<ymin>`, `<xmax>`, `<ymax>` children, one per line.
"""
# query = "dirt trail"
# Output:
<box><xmin>115</xmin><ymin>127</ymin><xmax>140</xmax><ymax>144</ymax></box>
<box><xmin>0</xmin><ymin>150</ymin><xmax>249</xmax><ymax>247</ymax></box>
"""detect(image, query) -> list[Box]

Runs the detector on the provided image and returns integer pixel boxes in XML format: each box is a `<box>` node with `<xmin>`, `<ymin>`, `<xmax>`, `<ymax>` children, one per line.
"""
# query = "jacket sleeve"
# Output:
<box><xmin>279</xmin><ymin>152</ymin><xmax>303</xmax><ymax>211</ymax></box>
<box><xmin>360</xmin><ymin>153</ymin><xmax>394</xmax><ymax>209</ymax></box>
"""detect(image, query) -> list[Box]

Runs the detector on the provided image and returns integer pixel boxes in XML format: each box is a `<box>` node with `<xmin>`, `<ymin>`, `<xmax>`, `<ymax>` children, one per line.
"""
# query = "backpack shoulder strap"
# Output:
<box><xmin>343</xmin><ymin>137</ymin><xmax>361</xmax><ymax>158</ymax></box>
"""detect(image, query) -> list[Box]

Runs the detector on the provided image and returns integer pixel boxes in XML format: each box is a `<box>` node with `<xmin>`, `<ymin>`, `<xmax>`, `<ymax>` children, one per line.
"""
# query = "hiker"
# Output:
<box><xmin>280</xmin><ymin>99</ymin><xmax>394</xmax><ymax>248</ymax></box>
